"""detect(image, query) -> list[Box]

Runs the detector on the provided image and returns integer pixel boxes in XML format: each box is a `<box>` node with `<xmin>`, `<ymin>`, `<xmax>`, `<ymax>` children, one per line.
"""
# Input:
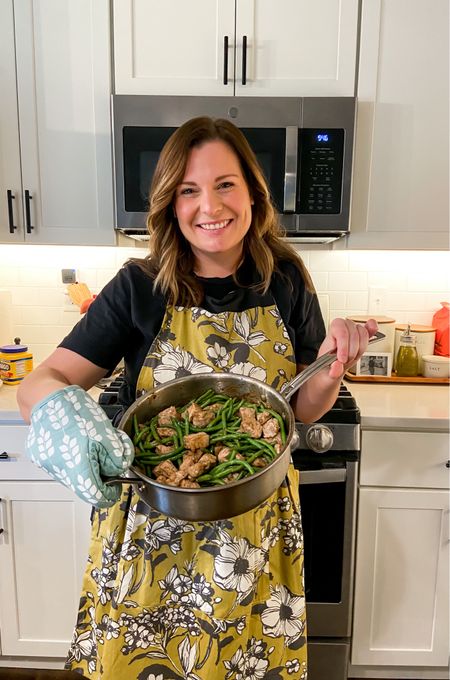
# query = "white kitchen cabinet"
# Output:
<box><xmin>351</xmin><ymin>429</ymin><xmax>449</xmax><ymax>670</ymax></box>
<box><xmin>346</xmin><ymin>0</ymin><xmax>449</xmax><ymax>250</ymax></box>
<box><xmin>0</xmin><ymin>481</ymin><xmax>91</xmax><ymax>657</ymax></box>
<box><xmin>0</xmin><ymin>0</ymin><xmax>115</xmax><ymax>246</ymax></box>
<box><xmin>113</xmin><ymin>0</ymin><xmax>358</xmax><ymax>97</ymax></box>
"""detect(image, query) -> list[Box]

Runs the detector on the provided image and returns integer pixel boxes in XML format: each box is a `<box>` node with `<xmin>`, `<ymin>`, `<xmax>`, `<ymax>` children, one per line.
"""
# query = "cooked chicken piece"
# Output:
<box><xmin>186</xmin><ymin>453</ymin><xmax>217</xmax><ymax>479</ymax></box>
<box><xmin>157</xmin><ymin>405</ymin><xmax>179</xmax><ymax>426</ymax></box>
<box><xmin>252</xmin><ymin>457</ymin><xmax>268</xmax><ymax>468</ymax></box>
<box><xmin>183</xmin><ymin>432</ymin><xmax>210</xmax><ymax>450</ymax></box>
<box><xmin>239</xmin><ymin>406</ymin><xmax>262</xmax><ymax>438</ymax></box>
<box><xmin>185</xmin><ymin>402</ymin><xmax>216</xmax><ymax>427</ymax></box>
<box><xmin>266</xmin><ymin>434</ymin><xmax>283</xmax><ymax>454</ymax></box>
<box><xmin>180</xmin><ymin>479</ymin><xmax>200</xmax><ymax>489</ymax></box>
<box><xmin>223</xmin><ymin>473</ymin><xmax>240</xmax><ymax>483</ymax></box>
<box><xmin>217</xmin><ymin>446</ymin><xmax>232</xmax><ymax>463</ymax></box>
<box><xmin>155</xmin><ymin>443</ymin><xmax>175</xmax><ymax>456</ymax></box>
<box><xmin>205</xmin><ymin>402</ymin><xmax>222</xmax><ymax>413</ymax></box>
<box><xmin>262</xmin><ymin>417</ymin><xmax>280</xmax><ymax>439</ymax></box>
<box><xmin>179</xmin><ymin>450</ymin><xmax>204</xmax><ymax>475</ymax></box>
<box><xmin>257</xmin><ymin>410</ymin><xmax>272</xmax><ymax>425</ymax></box>
<box><xmin>157</xmin><ymin>427</ymin><xmax>175</xmax><ymax>438</ymax></box>
<box><xmin>153</xmin><ymin>459</ymin><xmax>178</xmax><ymax>480</ymax></box>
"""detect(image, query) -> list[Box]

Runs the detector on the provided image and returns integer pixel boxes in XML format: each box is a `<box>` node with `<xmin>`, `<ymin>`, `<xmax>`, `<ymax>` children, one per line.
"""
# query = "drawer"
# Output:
<box><xmin>361</xmin><ymin>430</ymin><xmax>450</xmax><ymax>489</ymax></box>
<box><xmin>0</xmin><ymin>425</ymin><xmax>50</xmax><ymax>481</ymax></box>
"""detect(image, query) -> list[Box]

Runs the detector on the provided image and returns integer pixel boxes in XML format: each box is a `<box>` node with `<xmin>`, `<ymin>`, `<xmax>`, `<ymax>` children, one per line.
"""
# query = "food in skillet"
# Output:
<box><xmin>131</xmin><ymin>389</ymin><xmax>287</xmax><ymax>488</ymax></box>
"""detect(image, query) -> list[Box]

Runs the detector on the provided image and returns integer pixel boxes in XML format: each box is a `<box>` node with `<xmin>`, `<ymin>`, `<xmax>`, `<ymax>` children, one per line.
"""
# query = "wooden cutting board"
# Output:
<box><xmin>67</xmin><ymin>282</ymin><xmax>92</xmax><ymax>307</ymax></box>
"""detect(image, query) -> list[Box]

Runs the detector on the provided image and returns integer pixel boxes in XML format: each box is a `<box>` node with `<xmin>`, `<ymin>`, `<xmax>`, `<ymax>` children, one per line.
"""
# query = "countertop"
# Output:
<box><xmin>1</xmin><ymin>381</ymin><xmax>449</xmax><ymax>431</ymax></box>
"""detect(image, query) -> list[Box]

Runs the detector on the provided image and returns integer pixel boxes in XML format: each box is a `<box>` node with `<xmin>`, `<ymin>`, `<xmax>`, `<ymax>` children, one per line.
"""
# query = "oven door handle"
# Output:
<box><xmin>299</xmin><ymin>468</ymin><xmax>346</xmax><ymax>485</ymax></box>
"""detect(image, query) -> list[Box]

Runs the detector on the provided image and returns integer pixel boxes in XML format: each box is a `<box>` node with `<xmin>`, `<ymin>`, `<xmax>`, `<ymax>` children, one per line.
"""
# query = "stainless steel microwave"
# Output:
<box><xmin>112</xmin><ymin>95</ymin><xmax>356</xmax><ymax>244</ymax></box>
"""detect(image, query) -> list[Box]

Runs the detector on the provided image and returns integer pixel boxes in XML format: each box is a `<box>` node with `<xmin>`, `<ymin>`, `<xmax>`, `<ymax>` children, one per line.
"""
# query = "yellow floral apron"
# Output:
<box><xmin>66</xmin><ymin>301</ymin><xmax>307</xmax><ymax>680</ymax></box>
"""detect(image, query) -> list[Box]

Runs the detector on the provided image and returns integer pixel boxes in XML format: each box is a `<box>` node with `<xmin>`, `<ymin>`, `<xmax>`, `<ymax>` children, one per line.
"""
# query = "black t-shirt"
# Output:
<box><xmin>59</xmin><ymin>259</ymin><xmax>325</xmax><ymax>408</ymax></box>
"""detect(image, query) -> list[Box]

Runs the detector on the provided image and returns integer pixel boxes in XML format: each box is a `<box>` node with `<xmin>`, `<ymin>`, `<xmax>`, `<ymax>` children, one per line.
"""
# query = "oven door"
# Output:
<box><xmin>295</xmin><ymin>461</ymin><xmax>358</xmax><ymax>638</ymax></box>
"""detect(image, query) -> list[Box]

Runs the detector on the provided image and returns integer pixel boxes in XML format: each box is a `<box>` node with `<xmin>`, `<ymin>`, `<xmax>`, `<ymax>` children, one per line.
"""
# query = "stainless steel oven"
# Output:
<box><xmin>111</xmin><ymin>94</ymin><xmax>356</xmax><ymax>244</ymax></box>
<box><xmin>293</xmin><ymin>384</ymin><xmax>361</xmax><ymax>680</ymax></box>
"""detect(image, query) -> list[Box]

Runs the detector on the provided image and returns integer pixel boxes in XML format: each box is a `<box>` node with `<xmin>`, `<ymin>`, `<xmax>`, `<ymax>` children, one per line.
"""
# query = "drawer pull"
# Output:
<box><xmin>0</xmin><ymin>452</ymin><xmax>9</xmax><ymax>460</ymax></box>
<box><xmin>446</xmin><ymin>460</ymin><xmax>450</xmax><ymax>468</ymax></box>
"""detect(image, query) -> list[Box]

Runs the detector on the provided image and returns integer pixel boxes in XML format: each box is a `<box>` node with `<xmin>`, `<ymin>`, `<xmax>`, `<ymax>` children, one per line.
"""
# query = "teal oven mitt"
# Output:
<box><xmin>26</xmin><ymin>385</ymin><xmax>134</xmax><ymax>508</ymax></box>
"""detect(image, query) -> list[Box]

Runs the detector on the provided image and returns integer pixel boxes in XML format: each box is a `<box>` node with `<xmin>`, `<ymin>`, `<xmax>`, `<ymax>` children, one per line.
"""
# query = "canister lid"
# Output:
<box><xmin>347</xmin><ymin>315</ymin><xmax>395</xmax><ymax>324</ymax></box>
<box><xmin>0</xmin><ymin>343</ymin><xmax>28</xmax><ymax>353</ymax></box>
<box><xmin>395</xmin><ymin>324</ymin><xmax>436</xmax><ymax>333</ymax></box>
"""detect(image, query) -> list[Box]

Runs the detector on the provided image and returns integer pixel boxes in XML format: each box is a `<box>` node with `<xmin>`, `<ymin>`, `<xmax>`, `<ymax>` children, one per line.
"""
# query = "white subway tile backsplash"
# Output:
<box><xmin>0</xmin><ymin>245</ymin><xmax>449</xmax><ymax>361</ymax></box>
<box><xmin>328</xmin><ymin>271</ymin><xmax>368</xmax><ymax>291</ymax></box>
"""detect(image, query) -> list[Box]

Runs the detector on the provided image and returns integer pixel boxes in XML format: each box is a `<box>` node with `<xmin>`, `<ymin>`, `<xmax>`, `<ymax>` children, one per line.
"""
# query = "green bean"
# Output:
<box><xmin>265</xmin><ymin>408</ymin><xmax>287</xmax><ymax>444</ymax></box>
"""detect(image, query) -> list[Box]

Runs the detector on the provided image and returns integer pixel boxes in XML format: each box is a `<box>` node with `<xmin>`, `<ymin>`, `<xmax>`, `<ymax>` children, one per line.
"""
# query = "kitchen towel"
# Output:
<box><xmin>0</xmin><ymin>289</ymin><xmax>13</xmax><ymax>345</ymax></box>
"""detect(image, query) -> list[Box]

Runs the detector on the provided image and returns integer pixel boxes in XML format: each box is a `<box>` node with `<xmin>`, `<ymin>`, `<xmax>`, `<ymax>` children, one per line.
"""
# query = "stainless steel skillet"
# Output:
<box><xmin>107</xmin><ymin>331</ymin><xmax>385</xmax><ymax>520</ymax></box>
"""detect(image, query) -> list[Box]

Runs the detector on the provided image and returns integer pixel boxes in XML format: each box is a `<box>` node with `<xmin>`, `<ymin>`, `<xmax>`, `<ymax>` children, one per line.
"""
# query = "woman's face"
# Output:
<box><xmin>173</xmin><ymin>140</ymin><xmax>253</xmax><ymax>276</ymax></box>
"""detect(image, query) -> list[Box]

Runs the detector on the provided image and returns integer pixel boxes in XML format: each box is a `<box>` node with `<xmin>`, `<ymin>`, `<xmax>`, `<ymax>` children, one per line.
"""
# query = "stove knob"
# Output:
<box><xmin>306</xmin><ymin>424</ymin><xmax>334</xmax><ymax>453</ymax></box>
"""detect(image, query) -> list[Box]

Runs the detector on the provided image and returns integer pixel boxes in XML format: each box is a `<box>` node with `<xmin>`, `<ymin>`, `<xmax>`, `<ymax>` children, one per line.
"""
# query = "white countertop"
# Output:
<box><xmin>1</xmin><ymin>380</ymin><xmax>449</xmax><ymax>431</ymax></box>
<box><xmin>344</xmin><ymin>380</ymin><xmax>449</xmax><ymax>431</ymax></box>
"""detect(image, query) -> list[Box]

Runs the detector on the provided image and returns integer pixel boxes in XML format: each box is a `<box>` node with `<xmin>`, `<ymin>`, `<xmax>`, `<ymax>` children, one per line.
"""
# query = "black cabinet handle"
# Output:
<box><xmin>0</xmin><ymin>529</ymin><xmax>4</xmax><ymax>535</ymax></box>
<box><xmin>24</xmin><ymin>189</ymin><xmax>34</xmax><ymax>233</ymax></box>
<box><xmin>242</xmin><ymin>35</ymin><xmax>247</xmax><ymax>85</ymax></box>
<box><xmin>446</xmin><ymin>460</ymin><xmax>450</xmax><ymax>468</ymax></box>
<box><xmin>7</xmin><ymin>190</ymin><xmax>17</xmax><ymax>233</ymax></box>
<box><xmin>223</xmin><ymin>35</ymin><xmax>229</xmax><ymax>85</ymax></box>
<box><xmin>0</xmin><ymin>452</ymin><xmax>9</xmax><ymax>460</ymax></box>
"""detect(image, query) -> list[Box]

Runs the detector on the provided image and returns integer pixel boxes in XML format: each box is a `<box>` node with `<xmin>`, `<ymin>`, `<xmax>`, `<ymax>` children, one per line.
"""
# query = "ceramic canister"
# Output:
<box><xmin>346</xmin><ymin>315</ymin><xmax>396</xmax><ymax>354</ymax></box>
<box><xmin>393</xmin><ymin>324</ymin><xmax>436</xmax><ymax>373</ymax></box>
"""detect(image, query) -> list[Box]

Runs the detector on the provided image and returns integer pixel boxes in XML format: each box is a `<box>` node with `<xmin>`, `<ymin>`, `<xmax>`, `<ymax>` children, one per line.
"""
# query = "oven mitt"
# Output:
<box><xmin>25</xmin><ymin>385</ymin><xmax>134</xmax><ymax>508</ymax></box>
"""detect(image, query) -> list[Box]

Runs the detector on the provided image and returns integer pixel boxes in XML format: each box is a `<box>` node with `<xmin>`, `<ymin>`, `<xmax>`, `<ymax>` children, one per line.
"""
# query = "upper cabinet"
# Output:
<box><xmin>113</xmin><ymin>0</ymin><xmax>359</xmax><ymax>97</ymax></box>
<box><xmin>345</xmin><ymin>0</ymin><xmax>450</xmax><ymax>250</ymax></box>
<box><xmin>0</xmin><ymin>0</ymin><xmax>115</xmax><ymax>246</ymax></box>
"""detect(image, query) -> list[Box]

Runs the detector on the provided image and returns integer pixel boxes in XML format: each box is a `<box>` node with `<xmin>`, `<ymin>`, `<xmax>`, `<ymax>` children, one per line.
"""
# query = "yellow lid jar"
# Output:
<box><xmin>0</xmin><ymin>338</ymin><xmax>33</xmax><ymax>385</ymax></box>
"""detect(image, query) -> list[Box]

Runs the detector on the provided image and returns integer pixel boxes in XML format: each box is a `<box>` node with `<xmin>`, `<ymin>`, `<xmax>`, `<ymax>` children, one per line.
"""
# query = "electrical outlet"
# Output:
<box><xmin>61</xmin><ymin>268</ymin><xmax>77</xmax><ymax>284</ymax></box>
<box><xmin>368</xmin><ymin>286</ymin><xmax>387</xmax><ymax>315</ymax></box>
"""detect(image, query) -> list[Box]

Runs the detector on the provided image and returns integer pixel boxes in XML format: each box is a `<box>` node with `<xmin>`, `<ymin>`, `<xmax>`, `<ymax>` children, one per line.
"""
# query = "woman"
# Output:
<box><xmin>18</xmin><ymin>116</ymin><xmax>376</xmax><ymax>679</ymax></box>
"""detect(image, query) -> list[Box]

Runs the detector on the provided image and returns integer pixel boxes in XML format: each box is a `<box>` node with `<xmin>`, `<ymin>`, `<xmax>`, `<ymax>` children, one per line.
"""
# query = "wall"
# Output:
<box><xmin>0</xmin><ymin>244</ymin><xmax>448</xmax><ymax>365</ymax></box>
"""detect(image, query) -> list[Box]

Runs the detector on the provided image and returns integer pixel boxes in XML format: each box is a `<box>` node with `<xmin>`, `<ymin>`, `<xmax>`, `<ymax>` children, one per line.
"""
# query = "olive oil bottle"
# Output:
<box><xmin>396</xmin><ymin>324</ymin><xmax>419</xmax><ymax>377</ymax></box>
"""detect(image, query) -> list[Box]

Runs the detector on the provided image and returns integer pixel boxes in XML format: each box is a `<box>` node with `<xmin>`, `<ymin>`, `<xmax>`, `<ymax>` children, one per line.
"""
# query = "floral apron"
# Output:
<box><xmin>66</xmin><ymin>300</ymin><xmax>307</xmax><ymax>680</ymax></box>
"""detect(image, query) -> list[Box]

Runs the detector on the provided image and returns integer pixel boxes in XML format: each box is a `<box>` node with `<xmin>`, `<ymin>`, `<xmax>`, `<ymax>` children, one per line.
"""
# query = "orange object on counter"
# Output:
<box><xmin>0</xmin><ymin>338</ymin><xmax>33</xmax><ymax>385</ymax></box>
<box><xmin>80</xmin><ymin>294</ymin><xmax>97</xmax><ymax>314</ymax></box>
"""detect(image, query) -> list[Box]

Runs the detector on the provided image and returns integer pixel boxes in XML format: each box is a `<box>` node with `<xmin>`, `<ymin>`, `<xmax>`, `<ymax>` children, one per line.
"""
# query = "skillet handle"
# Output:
<box><xmin>280</xmin><ymin>330</ymin><xmax>385</xmax><ymax>401</ymax></box>
<box><xmin>103</xmin><ymin>475</ymin><xmax>143</xmax><ymax>486</ymax></box>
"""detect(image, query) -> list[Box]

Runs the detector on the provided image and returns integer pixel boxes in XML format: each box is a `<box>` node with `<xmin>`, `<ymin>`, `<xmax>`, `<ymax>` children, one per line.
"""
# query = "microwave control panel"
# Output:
<box><xmin>298</xmin><ymin>129</ymin><xmax>345</xmax><ymax>214</ymax></box>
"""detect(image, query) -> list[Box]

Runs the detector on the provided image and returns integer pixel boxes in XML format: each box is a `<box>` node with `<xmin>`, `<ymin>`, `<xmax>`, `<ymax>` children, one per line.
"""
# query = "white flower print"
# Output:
<box><xmin>273</xmin><ymin>341</ymin><xmax>288</xmax><ymax>355</ymax></box>
<box><xmin>153</xmin><ymin>344</ymin><xmax>214</xmax><ymax>384</ymax></box>
<box><xmin>286</xmin><ymin>658</ymin><xmax>300</xmax><ymax>675</ymax></box>
<box><xmin>233</xmin><ymin>312</ymin><xmax>268</xmax><ymax>360</ymax></box>
<box><xmin>269</xmin><ymin>307</ymin><xmax>290</xmax><ymax>340</ymax></box>
<box><xmin>214</xmin><ymin>533</ymin><xmax>266</xmax><ymax>595</ymax></box>
<box><xmin>229</xmin><ymin>362</ymin><xmax>266</xmax><ymax>383</ymax></box>
<box><xmin>277</xmin><ymin>496</ymin><xmax>291</xmax><ymax>513</ymax></box>
<box><xmin>206</xmin><ymin>341</ymin><xmax>230</xmax><ymax>368</ymax></box>
<box><xmin>261</xmin><ymin>585</ymin><xmax>306</xmax><ymax>641</ymax></box>
<box><xmin>144</xmin><ymin>519</ymin><xmax>172</xmax><ymax>551</ymax></box>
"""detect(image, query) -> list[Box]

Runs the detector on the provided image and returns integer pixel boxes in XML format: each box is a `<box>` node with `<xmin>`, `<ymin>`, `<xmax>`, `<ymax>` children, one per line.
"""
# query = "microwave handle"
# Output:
<box><xmin>284</xmin><ymin>126</ymin><xmax>298</xmax><ymax>213</ymax></box>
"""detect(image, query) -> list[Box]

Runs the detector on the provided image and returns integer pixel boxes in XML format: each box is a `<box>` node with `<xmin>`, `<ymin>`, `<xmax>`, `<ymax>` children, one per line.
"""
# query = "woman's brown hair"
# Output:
<box><xmin>130</xmin><ymin>116</ymin><xmax>314</xmax><ymax>305</ymax></box>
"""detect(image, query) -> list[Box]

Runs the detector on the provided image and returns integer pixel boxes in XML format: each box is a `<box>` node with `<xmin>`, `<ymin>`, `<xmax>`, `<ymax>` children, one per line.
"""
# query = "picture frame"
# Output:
<box><xmin>356</xmin><ymin>351</ymin><xmax>393</xmax><ymax>378</ymax></box>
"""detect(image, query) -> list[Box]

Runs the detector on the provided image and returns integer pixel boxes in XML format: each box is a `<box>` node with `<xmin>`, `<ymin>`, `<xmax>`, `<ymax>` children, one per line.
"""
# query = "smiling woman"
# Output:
<box><xmin>17</xmin><ymin>114</ymin><xmax>376</xmax><ymax>680</ymax></box>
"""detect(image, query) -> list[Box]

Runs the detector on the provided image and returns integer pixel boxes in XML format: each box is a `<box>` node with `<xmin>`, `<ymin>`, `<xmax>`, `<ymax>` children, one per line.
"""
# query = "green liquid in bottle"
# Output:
<box><xmin>396</xmin><ymin>345</ymin><xmax>419</xmax><ymax>377</ymax></box>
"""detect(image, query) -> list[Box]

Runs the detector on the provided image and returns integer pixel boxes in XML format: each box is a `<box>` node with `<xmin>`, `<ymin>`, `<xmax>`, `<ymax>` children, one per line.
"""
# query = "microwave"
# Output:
<box><xmin>112</xmin><ymin>95</ymin><xmax>356</xmax><ymax>244</ymax></box>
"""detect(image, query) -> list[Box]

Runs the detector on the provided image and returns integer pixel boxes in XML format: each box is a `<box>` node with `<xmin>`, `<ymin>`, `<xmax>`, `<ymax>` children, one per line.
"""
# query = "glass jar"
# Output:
<box><xmin>396</xmin><ymin>324</ymin><xmax>419</xmax><ymax>377</ymax></box>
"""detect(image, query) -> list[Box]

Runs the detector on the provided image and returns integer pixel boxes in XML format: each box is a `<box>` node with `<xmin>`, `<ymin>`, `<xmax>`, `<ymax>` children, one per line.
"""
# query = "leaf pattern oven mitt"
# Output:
<box><xmin>26</xmin><ymin>385</ymin><xmax>134</xmax><ymax>508</ymax></box>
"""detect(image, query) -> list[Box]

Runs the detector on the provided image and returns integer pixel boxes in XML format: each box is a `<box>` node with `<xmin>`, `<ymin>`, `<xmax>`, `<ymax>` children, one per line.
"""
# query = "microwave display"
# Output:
<box><xmin>298</xmin><ymin>129</ymin><xmax>345</xmax><ymax>215</ymax></box>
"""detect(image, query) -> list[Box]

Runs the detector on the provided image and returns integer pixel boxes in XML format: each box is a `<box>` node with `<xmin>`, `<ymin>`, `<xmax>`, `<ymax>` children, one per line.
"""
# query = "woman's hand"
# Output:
<box><xmin>319</xmin><ymin>317</ymin><xmax>379</xmax><ymax>379</ymax></box>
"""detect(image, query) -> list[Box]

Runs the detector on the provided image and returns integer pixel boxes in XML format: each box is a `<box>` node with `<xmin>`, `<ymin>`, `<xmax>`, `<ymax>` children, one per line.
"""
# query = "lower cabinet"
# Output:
<box><xmin>351</xmin><ymin>429</ymin><xmax>450</xmax><ymax>670</ymax></box>
<box><xmin>0</xmin><ymin>481</ymin><xmax>91</xmax><ymax>657</ymax></box>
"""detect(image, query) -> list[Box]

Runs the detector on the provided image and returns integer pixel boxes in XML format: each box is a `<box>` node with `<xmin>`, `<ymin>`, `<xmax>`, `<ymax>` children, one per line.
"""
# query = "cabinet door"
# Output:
<box><xmin>234</xmin><ymin>0</ymin><xmax>358</xmax><ymax>96</ymax></box>
<box><xmin>352</xmin><ymin>487</ymin><xmax>449</xmax><ymax>666</ymax></box>
<box><xmin>113</xmin><ymin>0</ymin><xmax>236</xmax><ymax>96</ymax></box>
<box><xmin>0</xmin><ymin>1</ymin><xmax>24</xmax><ymax>242</ymax></box>
<box><xmin>348</xmin><ymin>0</ymin><xmax>450</xmax><ymax>249</ymax></box>
<box><xmin>11</xmin><ymin>0</ymin><xmax>115</xmax><ymax>245</ymax></box>
<box><xmin>0</xmin><ymin>481</ymin><xmax>91</xmax><ymax>657</ymax></box>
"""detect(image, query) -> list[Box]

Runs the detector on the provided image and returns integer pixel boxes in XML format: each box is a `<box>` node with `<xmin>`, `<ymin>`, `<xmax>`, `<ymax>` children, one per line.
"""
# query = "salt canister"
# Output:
<box><xmin>393</xmin><ymin>324</ymin><xmax>436</xmax><ymax>373</ymax></box>
<box><xmin>0</xmin><ymin>338</ymin><xmax>33</xmax><ymax>385</ymax></box>
<box><xmin>346</xmin><ymin>315</ymin><xmax>396</xmax><ymax>354</ymax></box>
